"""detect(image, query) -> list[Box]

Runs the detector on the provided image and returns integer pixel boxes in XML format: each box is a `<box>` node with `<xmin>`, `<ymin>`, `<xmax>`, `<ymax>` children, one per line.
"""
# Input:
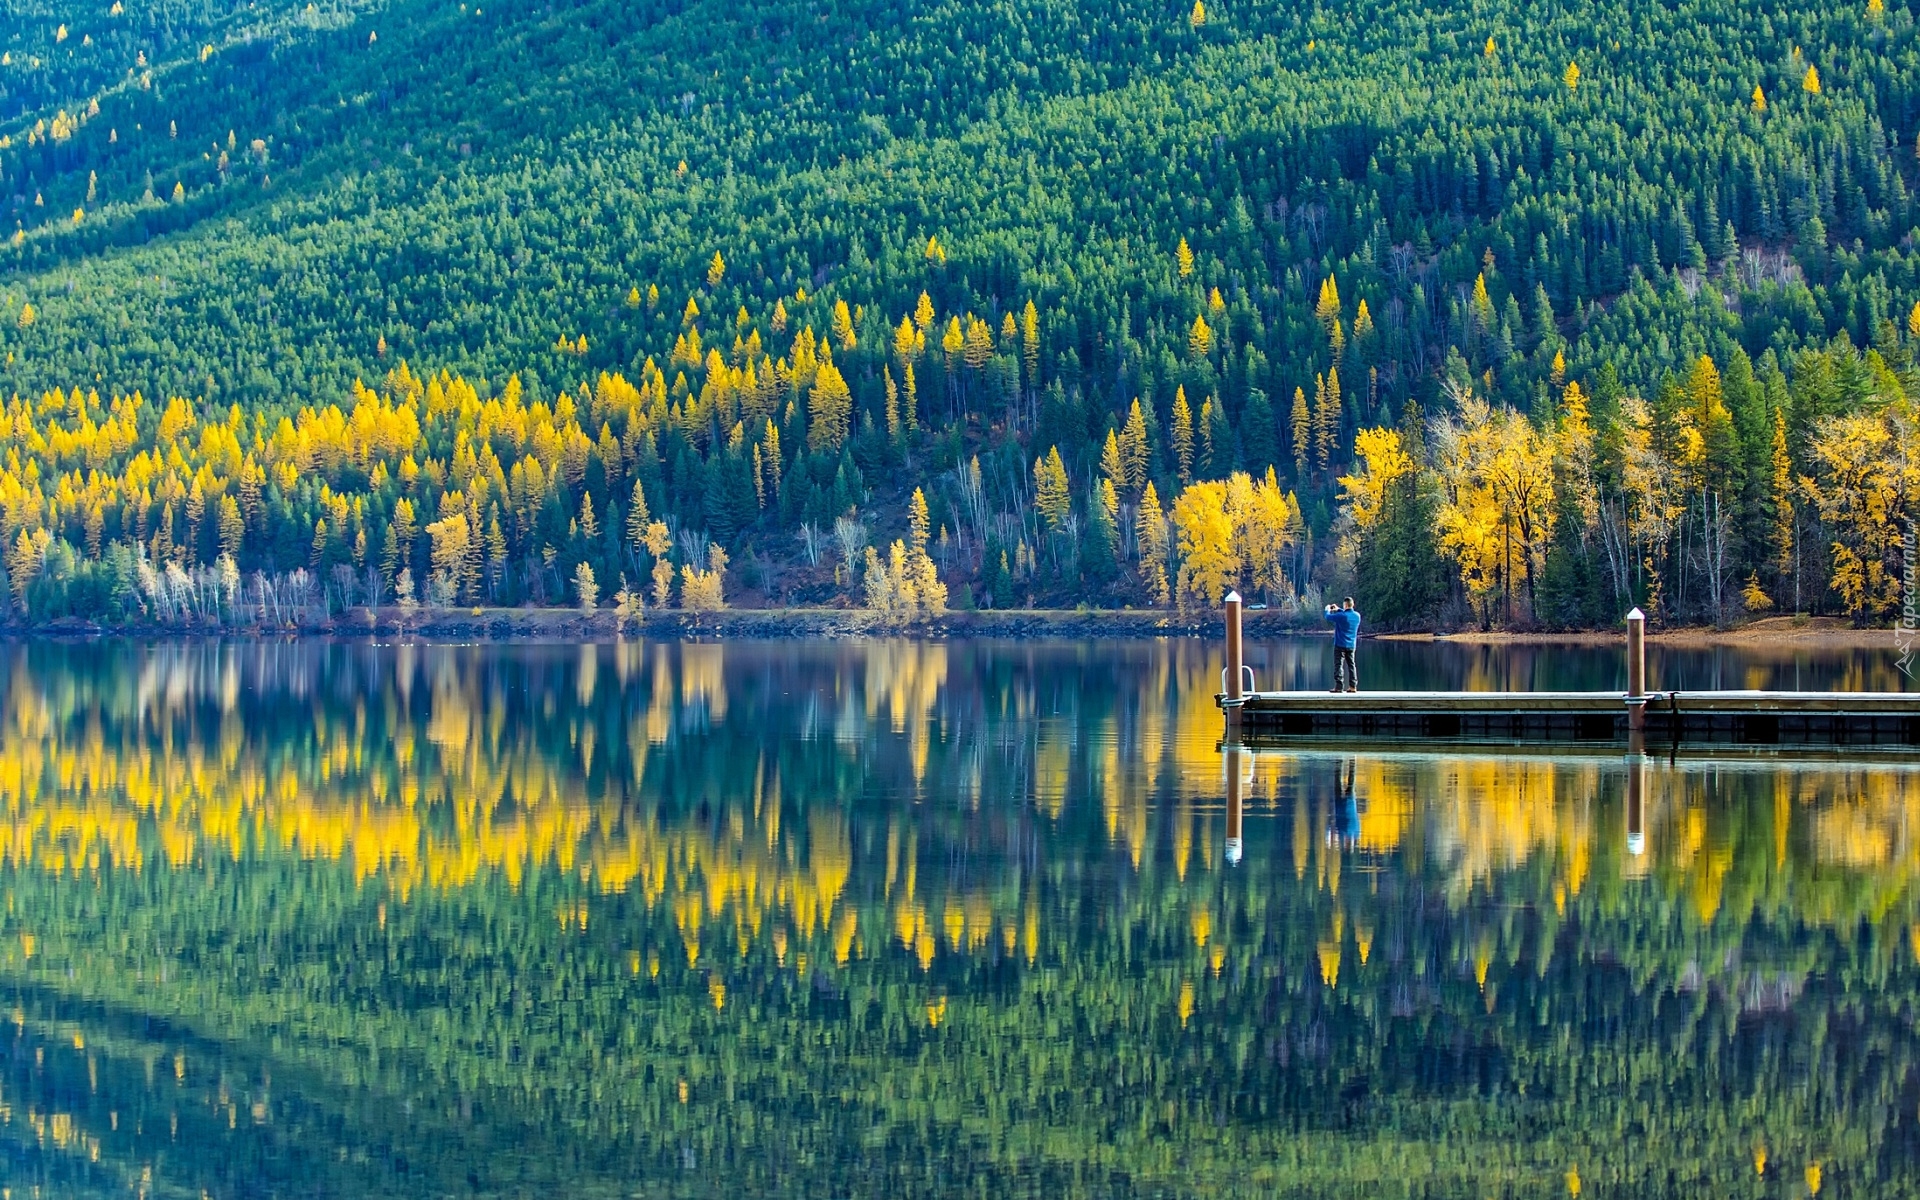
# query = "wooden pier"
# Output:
<box><xmin>1215</xmin><ymin>595</ymin><xmax>1920</xmax><ymax>752</ymax></box>
<box><xmin>1221</xmin><ymin>688</ymin><xmax>1920</xmax><ymax>750</ymax></box>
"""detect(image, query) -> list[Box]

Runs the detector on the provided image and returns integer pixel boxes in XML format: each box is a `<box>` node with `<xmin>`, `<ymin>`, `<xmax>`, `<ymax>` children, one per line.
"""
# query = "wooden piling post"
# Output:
<box><xmin>1224</xmin><ymin>591</ymin><xmax>1245</xmax><ymax>707</ymax></box>
<box><xmin>1624</xmin><ymin>606</ymin><xmax>1647</xmax><ymax>740</ymax></box>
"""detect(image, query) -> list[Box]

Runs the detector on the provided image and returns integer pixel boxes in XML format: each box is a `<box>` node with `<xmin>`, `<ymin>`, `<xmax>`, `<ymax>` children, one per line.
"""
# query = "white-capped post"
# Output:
<box><xmin>1625</xmin><ymin>606</ymin><xmax>1647</xmax><ymax>738</ymax></box>
<box><xmin>1224</xmin><ymin>591</ymin><xmax>1245</xmax><ymax>706</ymax></box>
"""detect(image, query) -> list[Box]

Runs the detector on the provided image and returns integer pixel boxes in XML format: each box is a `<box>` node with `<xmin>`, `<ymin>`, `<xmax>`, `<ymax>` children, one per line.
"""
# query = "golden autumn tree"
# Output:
<box><xmin>1033</xmin><ymin>447</ymin><xmax>1072</xmax><ymax>531</ymax></box>
<box><xmin>1235</xmin><ymin>469</ymin><xmax>1300</xmax><ymax>602</ymax></box>
<box><xmin>426</xmin><ymin>512</ymin><xmax>473</xmax><ymax>605</ymax></box>
<box><xmin>1120</xmin><ymin>400</ymin><xmax>1151</xmax><ymax>494</ymax></box>
<box><xmin>1291</xmin><ymin>386</ymin><xmax>1311</xmax><ymax>480</ymax></box>
<box><xmin>906</xmin><ymin>487</ymin><xmax>946</xmax><ymax>614</ymax></box>
<box><xmin>831</xmin><ymin>299</ymin><xmax>857</xmax><ymax>351</ymax></box>
<box><xmin>1170</xmin><ymin>388</ymin><xmax>1195</xmax><ymax>484</ymax></box>
<box><xmin>894</xmin><ymin>314</ymin><xmax>920</xmax><ymax>369</ymax></box>
<box><xmin>1314</xmin><ymin>275</ymin><xmax>1341</xmax><ymax>329</ymax></box>
<box><xmin>1803</xmin><ymin>404</ymin><xmax>1917</xmax><ymax>621</ymax></box>
<box><xmin>1021</xmin><ymin>300</ymin><xmax>1040</xmax><ymax>381</ymax></box>
<box><xmin>1313</xmin><ymin>370</ymin><xmax>1341</xmax><ymax>472</ymax></box>
<box><xmin>1769</xmin><ymin>405</ymin><xmax>1795</xmax><ymax>599</ymax></box>
<box><xmin>807</xmin><ymin>363</ymin><xmax>852</xmax><ymax>453</ymax></box>
<box><xmin>1100</xmin><ymin>429</ymin><xmax>1127</xmax><ymax>495</ymax></box>
<box><xmin>1337</xmin><ymin>427</ymin><xmax>1416</xmax><ymax>533</ymax></box>
<box><xmin>1187</xmin><ymin>313</ymin><xmax>1212</xmax><ymax>361</ymax></box>
<box><xmin>1432</xmin><ymin>395</ymin><xmax>1554</xmax><ymax>625</ymax></box>
<box><xmin>1136</xmin><ymin>482</ymin><xmax>1171</xmax><ymax>605</ymax></box>
<box><xmin>963</xmin><ymin>315</ymin><xmax>994</xmax><ymax>370</ymax></box>
<box><xmin>1169</xmin><ymin>480</ymin><xmax>1240</xmax><ymax>608</ymax></box>
<box><xmin>681</xmin><ymin>544</ymin><xmax>728</xmax><ymax>611</ymax></box>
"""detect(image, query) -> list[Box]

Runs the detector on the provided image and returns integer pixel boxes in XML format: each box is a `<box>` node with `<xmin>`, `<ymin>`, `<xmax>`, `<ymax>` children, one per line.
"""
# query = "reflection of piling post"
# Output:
<box><xmin>1224</xmin><ymin>745</ymin><xmax>1245</xmax><ymax>866</ymax></box>
<box><xmin>1625</xmin><ymin>751</ymin><xmax>1647</xmax><ymax>858</ymax></box>
<box><xmin>1624</xmin><ymin>606</ymin><xmax>1649</xmax><ymax>858</ymax></box>
<box><xmin>1222</xmin><ymin>590</ymin><xmax>1247</xmax><ymax>736</ymax></box>
<box><xmin>1624</xmin><ymin>606</ymin><xmax>1647</xmax><ymax>742</ymax></box>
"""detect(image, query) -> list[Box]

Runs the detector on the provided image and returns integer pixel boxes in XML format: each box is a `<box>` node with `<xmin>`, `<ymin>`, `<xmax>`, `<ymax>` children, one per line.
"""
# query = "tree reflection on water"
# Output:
<box><xmin>0</xmin><ymin>638</ymin><xmax>1914</xmax><ymax>1198</ymax></box>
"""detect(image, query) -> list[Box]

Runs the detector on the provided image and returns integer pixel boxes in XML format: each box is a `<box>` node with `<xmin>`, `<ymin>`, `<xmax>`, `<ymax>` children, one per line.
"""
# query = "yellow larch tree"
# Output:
<box><xmin>1313</xmin><ymin>369</ymin><xmax>1342</xmax><ymax>472</ymax></box>
<box><xmin>1170</xmin><ymin>388</ymin><xmax>1196</xmax><ymax>484</ymax></box>
<box><xmin>1136</xmin><ymin>482</ymin><xmax>1171</xmax><ymax>604</ymax></box>
<box><xmin>1120</xmin><ymin>400</ymin><xmax>1151</xmax><ymax>493</ymax></box>
<box><xmin>807</xmin><ymin>362</ymin><xmax>852</xmax><ymax>453</ymax></box>
<box><xmin>831</xmin><ymin>299</ymin><xmax>857</xmax><ymax>352</ymax></box>
<box><xmin>1769</xmin><ymin>405</ymin><xmax>1795</xmax><ymax>592</ymax></box>
<box><xmin>962</xmin><ymin>315</ymin><xmax>993</xmax><ymax>370</ymax></box>
<box><xmin>1033</xmin><ymin>447</ymin><xmax>1072</xmax><ymax>531</ymax></box>
<box><xmin>1314</xmin><ymin>275</ymin><xmax>1341</xmax><ymax>329</ymax></box>
<box><xmin>1169</xmin><ymin>480</ymin><xmax>1240</xmax><ymax>608</ymax></box>
<box><xmin>1188</xmin><ymin>313</ymin><xmax>1212</xmax><ymax>360</ymax></box>
<box><xmin>1236</xmin><ymin>469</ymin><xmax>1299</xmax><ymax>602</ymax></box>
<box><xmin>1021</xmin><ymin>300</ymin><xmax>1040</xmax><ymax>381</ymax></box>
<box><xmin>1290</xmin><ymin>386</ymin><xmax>1311</xmax><ymax>479</ymax></box>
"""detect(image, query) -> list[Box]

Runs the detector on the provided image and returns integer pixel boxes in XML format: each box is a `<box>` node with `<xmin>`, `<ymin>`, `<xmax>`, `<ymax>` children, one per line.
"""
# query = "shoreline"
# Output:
<box><xmin>1382</xmin><ymin>615</ymin><xmax>1898</xmax><ymax>651</ymax></box>
<box><xmin>11</xmin><ymin>609</ymin><xmax>1902</xmax><ymax>650</ymax></box>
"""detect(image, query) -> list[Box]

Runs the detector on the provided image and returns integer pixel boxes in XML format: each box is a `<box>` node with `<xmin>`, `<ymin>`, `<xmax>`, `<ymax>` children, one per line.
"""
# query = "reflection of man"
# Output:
<box><xmin>1322</xmin><ymin>597</ymin><xmax>1361</xmax><ymax>692</ymax></box>
<box><xmin>1326</xmin><ymin>758</ymin><xmax>1361</xmax><ymax>851</ymax></box>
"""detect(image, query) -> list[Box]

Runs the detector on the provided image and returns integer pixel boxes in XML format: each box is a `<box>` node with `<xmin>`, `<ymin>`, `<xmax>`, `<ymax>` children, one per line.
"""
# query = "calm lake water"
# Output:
<box><xmin>0</xmin><ymin>636</ymin><xmax>1915</xmax><ymax>1198</ymax></box>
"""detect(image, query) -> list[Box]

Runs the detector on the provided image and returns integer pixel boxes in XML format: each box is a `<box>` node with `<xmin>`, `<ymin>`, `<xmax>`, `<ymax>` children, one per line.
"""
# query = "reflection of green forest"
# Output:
<box><xmin>0</xmin><ymin>641</ymin><xmax>1916</xmax><ymax>1197</ymax></box>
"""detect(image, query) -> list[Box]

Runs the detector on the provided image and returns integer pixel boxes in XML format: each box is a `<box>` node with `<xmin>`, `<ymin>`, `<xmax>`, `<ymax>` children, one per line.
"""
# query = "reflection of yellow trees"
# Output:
<box><xmin>1264</xmin><ymin>747</ymin><xmax>1920</xmax><ymax>936</ymax></box>
<box><xmin>4</xmin><ymin>637</ymin><xmax>1918</xmax><ymax>999</ymax></box>
<box><xmin>1428</xmin><ymin>758</ymin><xmax>1599</xmax><ymax>898</ymax></box>
<box><xmin>0</xmin><ymin>661</ymin><xmax>877</xmax><ymax>971</ymax></box>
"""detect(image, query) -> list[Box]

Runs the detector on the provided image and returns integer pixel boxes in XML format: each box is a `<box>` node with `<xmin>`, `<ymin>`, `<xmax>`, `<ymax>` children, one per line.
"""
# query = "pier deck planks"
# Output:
<box><xmin>1221</xmin><ymin>690</ymin><xmax>1920</xmax><ymax>750</ymax></box>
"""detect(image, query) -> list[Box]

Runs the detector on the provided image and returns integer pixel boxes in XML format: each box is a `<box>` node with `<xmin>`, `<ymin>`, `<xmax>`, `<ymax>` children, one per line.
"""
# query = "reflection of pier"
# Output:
<box><xmin>1217</xmin><ymin>597</ymin><xmax>1920</xmax><ymax>752</ymax></box>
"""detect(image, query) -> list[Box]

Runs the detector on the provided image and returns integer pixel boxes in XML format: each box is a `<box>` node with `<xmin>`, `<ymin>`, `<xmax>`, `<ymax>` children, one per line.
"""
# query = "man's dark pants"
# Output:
<box><xmin>1334</xmin><ymin>646</ymin><xmax>1357</xmax><ymax>691</ymax></box>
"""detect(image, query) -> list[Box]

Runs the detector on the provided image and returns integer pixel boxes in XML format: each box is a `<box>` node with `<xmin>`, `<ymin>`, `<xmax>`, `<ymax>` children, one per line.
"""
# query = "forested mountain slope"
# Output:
<box><xmin>0</xmin><ymin>0</ymin><xmax>1913</xmax><ymax>625</ymax></box>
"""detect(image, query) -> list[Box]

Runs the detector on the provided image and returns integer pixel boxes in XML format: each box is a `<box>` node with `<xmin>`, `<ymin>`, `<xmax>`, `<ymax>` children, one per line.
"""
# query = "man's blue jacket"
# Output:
<box><xmin>1325</xmin><ymin>608</ymin><xmax>1361</xmax><ymax>649</ymax></box>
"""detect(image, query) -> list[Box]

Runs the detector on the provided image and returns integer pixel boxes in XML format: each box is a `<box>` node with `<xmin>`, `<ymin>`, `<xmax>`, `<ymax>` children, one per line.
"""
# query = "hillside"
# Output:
<box><xmin>0</xmin><ymin>0</ymin><xmax>1913</xmax><ymax>625</ymax></box>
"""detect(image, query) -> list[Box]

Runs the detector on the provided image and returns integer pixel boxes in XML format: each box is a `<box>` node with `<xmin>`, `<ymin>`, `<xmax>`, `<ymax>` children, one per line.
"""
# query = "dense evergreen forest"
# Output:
<box><xmin>0</xmin><ymin>0</ymin><xmax>1914</xmax><ymax>625</ymax></box>
<box><xmin>1</xmin><ymin>641</ymin><xmax>1917</xmax><ymax>1196</ymax></box>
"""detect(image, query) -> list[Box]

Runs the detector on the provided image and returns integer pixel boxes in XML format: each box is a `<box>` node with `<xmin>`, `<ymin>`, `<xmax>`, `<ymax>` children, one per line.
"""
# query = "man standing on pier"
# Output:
<box><xmin>1324</xmin><ymin>597</ymin><xmax>1361</xmax><ymax>692</ymax></box>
